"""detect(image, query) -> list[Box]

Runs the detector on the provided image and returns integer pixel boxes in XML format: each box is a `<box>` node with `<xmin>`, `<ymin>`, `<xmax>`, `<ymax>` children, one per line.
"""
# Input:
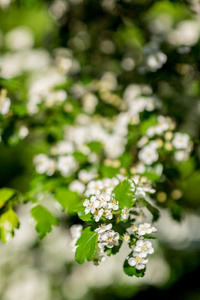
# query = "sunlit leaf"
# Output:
<box><xmin>31</xmin><ymin>205</ymin><xmax>59</xmax><ymax>239</ymax></box>
<box><xmin>75</xmin><ymin>226</ymin><xmax>98</xmax><ymax>264</ymax></box>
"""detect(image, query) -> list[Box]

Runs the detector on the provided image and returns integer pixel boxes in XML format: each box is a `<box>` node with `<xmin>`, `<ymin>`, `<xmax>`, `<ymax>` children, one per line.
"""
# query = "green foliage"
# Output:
<box><xmin>0</xmin><ymin>208</ymin><xmax>19</xmax><ymax>243</ymax></box>
<box><xmin>113</xmin><ymin>179</ymin><xmax>136</xmax><ymax>209</ymax></box>
<box><xmin>0</xmin><ymin>187</ymin><xmax>15</xmax><ymax>209</ymax></box>
<box><xmin>140</xmin><ymin>116</ymin><xmax>157</xmax><ymax>135</ymax></box>
<box><xmin>31</xmin><ymin>205</ymin><xmax>59</xmax><ymax>239</ymax></box>
<box><xmin>87</xmin><ymin>141</ymin><xmax>103</xmax><ymax>153</ymax></box>
<box><xmin>55</xmin><ymin>188</ymin><xmax>80</xmax><ymax>215</ymax></box>
<box><xmin>100</xmin><ymin>165</ymin><xmax>119</xmax><ymax>178</ymax></box>
<box><xmin>75</xmin><ymin>226</ymin><xmax>98</xmax><ymax>264</ymax></box>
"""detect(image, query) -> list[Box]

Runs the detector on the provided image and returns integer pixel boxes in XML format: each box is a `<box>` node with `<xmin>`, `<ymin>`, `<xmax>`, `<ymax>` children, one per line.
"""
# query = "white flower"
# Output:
<box><xmin>137</xmin><ymin>136</ymin><xmax>149</xmax><ymax>148</ymax></box>
<box><xmin>82</xmin><ymin>92</ymin><xmax>98</xmax><ymax>114</ymax></box>
<box><xmin>107</xmin><ymin>197</ymin><xmax>119</xmax><ymax>211</ymax></box>
<box><xmin>172</xmin><ymin>132</ymin><xmax>190</xmax><ymax>149</ymax></box>
<box><xmin>134</xmin><ymin>240</ymin><xmax>154</xmax><ymax>257</ymax></box>
<box><xmin>33</xmin><ymin>154</ymin><xmax>52</xmax><ymax>174</ymax></box>
<box><xmin>78</xmin><ymin>169</ymin><xmax>96</xmax><ymax>183</ymax></box>
<box><xmin>0</xmin><ymin>96</ymin><xmax>10</xmax><ymax>115</ymax></box>
<box><xmin>94</xmin><ymin>193</ymin><xmax>111</xmax><ymax>209</ymax></box>
<box><xmin>56</xmin><ymin>141</ymin><xmax>74</xmax><ymax>155</ymax></box>
<box><xmin>102</xmin><ymin>177</ymin><xmax>119</xmax><ymax>193</ymax></box>
<box><xmin>100</xmin><ymin>230</ymin><xmax>119</xmax><ymax>248</ymax></box>
<box><xmin>85</xmin><ymin>180</ymin><xmax>104</xmax><ymax>197</ymax></box>
<box><xmin>95</xmin><ymin>223</ymin><xmax>112</xmax><ymax>235</ymax></box>
<box><xmin>5</xmin><ymin>26</ymin><xmax>34</xmax><ymax>51</ymax></box>
<box><xmin>135</xmin><ymin>188</ymin><xmax>146</xmax><ymax>200</ymax></box>
<box><xmin>146</xmin><ymin>51</ymin><xmax>167</xmax><ymax>71</ymax></box>
<box><xmin>69</xmin><ymin>180</ymin><xmax>85</xmax><ymax>194</ymax></box>
<box><xmin>19</xmin><ymin>126</ymin><xmax>29</xmax><ymax>139</ymax></box>
<box><xmin>57</xmin><ymin>155</ymin><xmax>78</xmax><ymax>177</ymax></box>
<box><xmin>137</xmin><ymin>223</ymin><xmax>157</xmax><ymax>236</ymax></box>
<box><xmin>92</xmin><ymin>245</ymin><xmax>106</xmax><ymax>265</ymax></box>
<box><xmin>102</xmin><ymin>209</ymin><xmax>113</xmax><ymax>220</ymax></box>
<box><xmin>128</xmin><ymin>179</ymin><xmax>136</xmax><ymax>192</ymax></box>
<box><xmin>174</xmin><ymin>150</ymin><xmax>189</xmax><ymax>162</ymax></box>
<box><xmin>69</xmin><ymin>224</ymin><xmax>82</xmax><ymax>252</ymax></box>
<box><xmin>121</xmin><ymin>207</ymin><xmax>130</xmax><ymax>220</ymax></box>
<box><xmin>128</xmin><ymin>252</ymin><xmax>148</xmax><ymax>270</ymax></box>
<box><xmin>83</xmin><ymin>196</ymin><xmax>100</xmax><ymax>214</ymax></box>
<box><xmin>138</xmin><ymin>145</ymin><xmax>158</xmax><ymax>165</ymax></box>
<box><xmin>93</xmin><ymin>208</ymin><xmax>104</xmax><ymax>222</ymax></box>
<box><xmin>146</xmin><ymin>116</ymin><xmax>171</xmax><ymax>137</ymax></box>
<box><xmin>46</xmin><ymin>159</ymin><xmax>56</xmax><ymax>176</ymax></box>
<box><xmin>70</xmin><ymin>224</ymin><xmax>83</xmax><ymax>239</ymax></box>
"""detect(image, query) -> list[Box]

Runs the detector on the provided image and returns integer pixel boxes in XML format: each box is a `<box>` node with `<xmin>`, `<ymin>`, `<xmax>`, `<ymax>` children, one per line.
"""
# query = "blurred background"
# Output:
<box><xmin>0</xmin><ymin>0</ymin><xmax>200</xmax><ymax>299</ymax></box>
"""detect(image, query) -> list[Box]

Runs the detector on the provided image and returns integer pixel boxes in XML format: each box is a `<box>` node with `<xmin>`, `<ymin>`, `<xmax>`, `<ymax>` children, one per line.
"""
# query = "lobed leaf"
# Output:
<box><xmin>55</xmin><ymin>188</ymin><xmax>80</xmax><ymax>215</ymax></box>
<box><xmin>0</xmin><ymin>188</ymin><xmax>16</xmax><ymax>209</ymax></box>
<box><xmin>31</xmin><ymin>205</ymin><xmax>59</xmax><ymax>239</ymax></box>
<box><xmin>113</xmin><ymin>179</ymin><xmax>136</xmax><ymax>209</ymax></box>
<box><xmin>75</xmin><ymin>226</ymin><xmax>98</xmax><ymax>264</ymax></box>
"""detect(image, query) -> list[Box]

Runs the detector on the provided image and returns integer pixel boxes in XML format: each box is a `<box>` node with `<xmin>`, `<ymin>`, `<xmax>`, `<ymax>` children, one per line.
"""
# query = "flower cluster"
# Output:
<box><xmin>137</xmin><ymin>115</ymin><xmax>193</xmax><ymax>167</ymax></box>
<box><xmin>128</xmin><ymin>239</ymin><xmax>154</xmax><ymax>270</ymax></box>
<box><xmin>93</xmin><ymin>223</ymin><xmax>119</xmax><ymax>264</ymax></box>
<box><xmin>70</xmin><ymin>175</ymin><xmax>158</xmax><ymax>270</ymax></box>
<box><xmin>83</xmin><ymin>193</ymin><xmax>119</xmax><ymax>222</ymax></box>
<box><xmin>126</xmin><ymin>222</ymin><xmax>157</xmax><ymax>270</ymax></box>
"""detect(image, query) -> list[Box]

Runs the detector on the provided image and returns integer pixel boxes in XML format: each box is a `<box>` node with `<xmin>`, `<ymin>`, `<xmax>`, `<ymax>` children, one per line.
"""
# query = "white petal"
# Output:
<box><xmin>138</xmin><ymin>230</ymin><xmax>146</xmax><ymax>236</ymax></box>
<box><xmin>128</xmin><ymin>258</ymin><xmax>136</xmax><ymax>266</ymax></box>
<box><xmin>140</xmin><ymin>251</ymin><xmax>147</xmax><ymax>258</ymax></box>
<box><xmin>136</xmin><ymin>264</ymin><xmax>145</xmax><ymax>270</ymax></box>
<box><xmin>136</xmin><ymin>240</ymin><xmax>144</xmax><ymax>247</ymax></box>
<box><xmin>93</xmin><ymin>200</ymin><xmax>100</xmax><ymax>208</ymax></box>
<box><xmin>147</xmin><ymin>247</ymin><xmax>154</xmax><ymax>254</ymax></box>
<box><xmin>85</xmin><ymin>207</ymin><xmax>90</xmax><ymax>214</ymax></box>
<box><xmin>141</xmin><ymin>258</ymin><xmax>148</xmax><ymax>264</ymax></box>
<box><xmin>134</xmin><ymin>246</ymin><xmax>142</xmax><ymax>252</ymax></box>
<box><xmin>145</xmin><ymin>241</ymin><xmax>152</xmax><ymax>247</ymax></box>
<box><xmin>106</xmin><ymin>223</ymin><xmax>112</xmax><ymax>230</ymax></box>
<box><xmin>83</xmin><ymin>200</ymin><xmax>89</xmax><ymax>207</ymax></box>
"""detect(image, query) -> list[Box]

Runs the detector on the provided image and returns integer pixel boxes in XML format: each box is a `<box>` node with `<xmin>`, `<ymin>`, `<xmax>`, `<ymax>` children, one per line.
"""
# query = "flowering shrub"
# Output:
<box><xmin>0</xmin><ymin>0</ymin><xmax>199</xmax><ymax>283</ymax></box>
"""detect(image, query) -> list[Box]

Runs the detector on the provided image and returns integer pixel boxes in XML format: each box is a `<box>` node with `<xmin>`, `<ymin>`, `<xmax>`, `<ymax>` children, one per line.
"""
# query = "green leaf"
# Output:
<box><xmin>143</xmin><ymin>234</ymin><xmax>156</xmax><ymax>239</ymax></box>
<box><xmin>0</xmin><ymin>209</ymin><xmax>20</xmax><ymax>243</ymax></box>
<box><xmin>55</xmin><ymin>188</ymin><xmax>80</xmax><ymax>215</ymax></box>
<box><xmin>75</xmin><ymin>226</ymin><xmax>98</xmax><ymax>264</ymax></box>
<box><xmin>170</xmin><ymin>203</ymin><xmax>182</xmax><ymax>221</ymax></box>
<box><xmin>87</xmin><ymin>141</ymin><xmax>103</xmax><ymax>153</ymax></box>
<box><xmin>113</xmin><ymin>179</ymin><xmax>136</xmax><ymax>209</ymax></box>
<box><xmin>73</xmin><ymin>152</ymin><xmax>88</xmax><ymax>163</ymax></box>
<box><xmin>31</xmin><ymin>205</ymin><xmax>59</xmax><ymax>239</ymax></box>
<box><xmin>143</xmin><ymin>200</ymin><xmax>160</xmax><ymax>222</ymax></box>
<box><xmin>0</xmin><ymin>188</ymin><xmax>16</xmax><ymax>209</ymax></box>
<box><xmin>123</xmin><ymin>253</ymin><xmax>146</xmax><ymax>277</ymax></box>
<box><xmin>177</xmin><ymin>157</ymin><xmax>196</xmax><ymax>179</ymax></box>
<box><xmin>101</xmin><ymin>165</ymin><xmax>119</xmax><ymax>178</ymax></box>
<box><xmin>140</xmin><ymin>116</ymin><xmax>157</xmax><ymax>135</ymax></box>
<box><xmin>12</xmin><ymin>104</ymin><xmax>27</xmax><ymax>117</ymax></box>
